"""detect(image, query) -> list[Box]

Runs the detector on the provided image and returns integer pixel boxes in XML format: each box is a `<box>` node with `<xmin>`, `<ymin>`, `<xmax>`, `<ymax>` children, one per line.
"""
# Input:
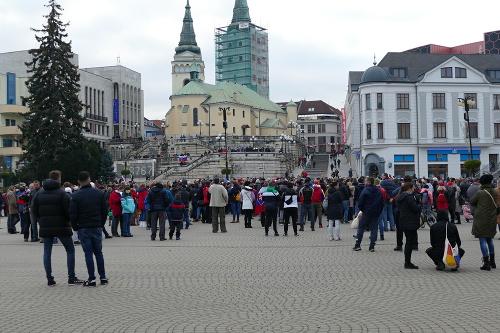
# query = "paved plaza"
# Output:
<box><xmin>1</xmin><ymin>215</ymin><xmax>499</xmax><ymax>333</ymax></box>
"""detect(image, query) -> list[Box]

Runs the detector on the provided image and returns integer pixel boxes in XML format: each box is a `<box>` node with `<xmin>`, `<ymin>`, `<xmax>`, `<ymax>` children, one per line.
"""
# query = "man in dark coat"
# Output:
<box><xmin>69</xmin><ymin>171</ymin><xmax>108</xmax><ymax>287</ymax></box>
<box><xmin>353</xmin><ymin>177</ymin><xmax>384</xmax><ymax>252</ymax></box>
<box><xmin>426</xmin><ymin>209</ymin><xmax>465</xmax><ymax>270</ymax></box>
<box><xmin>32</xmin><ymin>170</ymin><xmax>83</xmax><ymax>286</ymax></box>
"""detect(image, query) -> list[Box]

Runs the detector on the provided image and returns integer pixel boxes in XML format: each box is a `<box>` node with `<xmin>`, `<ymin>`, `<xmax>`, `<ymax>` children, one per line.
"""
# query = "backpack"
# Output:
<box><xmin>301</xmin><ymin>186</ymin><xmax>313</xmax><ymax>204</ymax></box>
<box><xmin>438</xmin><ymin>192</ymin><xmax>446</xmax><ymax>203</ymax></box>
<box><xmin>421</xmin><ymin>191</ymin><xmax>429</xmax><ymax>204</ymax></box>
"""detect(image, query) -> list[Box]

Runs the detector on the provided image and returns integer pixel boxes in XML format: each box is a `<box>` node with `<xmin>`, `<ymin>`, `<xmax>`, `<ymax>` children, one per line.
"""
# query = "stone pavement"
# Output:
<box><xmin>1</xmin><ymin>214</ymin><xmax>499</xmax><ymax>333</ymax></box>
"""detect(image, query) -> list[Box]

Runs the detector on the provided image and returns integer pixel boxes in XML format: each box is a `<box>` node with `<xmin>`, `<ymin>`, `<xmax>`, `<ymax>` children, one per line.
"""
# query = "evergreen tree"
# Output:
<box><xmin>98</xmin><ymin>150</ymin><xmax>116</xmax><ymax>183</ymax></box>
<box><xmin>20</xmin><ymin>0</ymin><xmax>88</xmax><ymax>181</ymax></box>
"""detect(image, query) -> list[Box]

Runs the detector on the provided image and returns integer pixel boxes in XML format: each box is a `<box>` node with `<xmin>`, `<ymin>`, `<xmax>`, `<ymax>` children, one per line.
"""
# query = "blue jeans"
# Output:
<box><xmin>355</xmin><ymin>214</ymin><xmax>380</xmax><ymax>249</ymax></box>
<box><xmin>8</xmin><ymin>213</ymin><xmax>20</xmax><ymax>233</ymax></box>
<box><xmin>139</xmin><ymin>210</ymin><xmax>146</xmax><ymax>222</ymax></box>
<box><xmin>29</xmin><ymin>209</ymin><xmax>39</xmax><ymax>240</ymax></box>
<box><xmin>43</xmin><ymin>236</ymin><xmax>75</xmax><ymax>282</ymax></box>
<box><xmin>479</xmin><ymin>237</ymin><xmax>495</xmax><ymax>257</ymax></box>
<box><xmin>184</xmin><ymin>208</ymin><xmax>190</xmax><ymax>228</ymax></box>
<box><xmin>122</xmin><ymin>213</ymin><xmax>132</xmax><ymax>235</ymax></box>
<box><xmin>78</xmin><ymin>228</ymin><xmax>106</xmax><ymax>281</ymax></box>
<box><xmin>299</xmin><ymin>203</ymin><xmax>314</xmax><ymax>228</ymax></box>
<box><xmin>385</xmin><ymin>203</ymin><xmax>395</xmax><ymax>230</ymax></box>
<box><xmin>378</xmin><ymin>205</ymin><xmax>387</xmax><ymax>235</ymax></box>
<box><xmin>231</xmin><ymin>202</ymin><xmax>240</xmax><ymax>221</ymax></box>
<box><xmin>342</xmin><ymin>200</ymin><xmax>349</xmax><ymax>221</ymax></box>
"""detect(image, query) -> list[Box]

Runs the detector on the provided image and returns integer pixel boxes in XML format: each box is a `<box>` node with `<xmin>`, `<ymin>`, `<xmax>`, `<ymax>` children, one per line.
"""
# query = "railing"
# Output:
<box><xmin>85</xmin><ymin>113</ymin><xmax>108</xmax><ymax>123</ymax></box>
<box><xmin>154</xmin><ymin>154</ymin><xmax>212</xmax><ymax>181</ymax></box>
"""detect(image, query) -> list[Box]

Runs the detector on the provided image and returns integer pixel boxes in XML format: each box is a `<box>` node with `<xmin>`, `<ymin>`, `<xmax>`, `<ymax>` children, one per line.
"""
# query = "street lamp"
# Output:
<box><xmin>458</xmin><ymin>96</ymin><xmax>476</xmax><ymax>161</ymax></box>
<box><xmin>119</xmin><ymin>144</ymin><xmax>125</xmax><ymax>160</ymax></box>
<box><xmin>197</xmin><ymin>120</ymin><xmax>203</xmax><ymax>136</ymax></box>
<box><xmin>134</xmin><ymin>122</ymin><xmax>139</xmax><ymax>138</ymax></box>
<box><xmin>288</xmin><ymin>120</ymin><xmax>297</xmax><ymax>135</ymax></box>
<box><xmin>216</xmin><ymin>134</ymin><xmax>224</xmax><ymax>150</ymax></box>
<box><xmin>218</xmin><ymin>107</ymin><xmax>231</xmax><ymax>180</ymax></box>
<box><xmin>250</xmin><ymin>136</ymin><xmax>256</xmax><ymax>149</ymax></box>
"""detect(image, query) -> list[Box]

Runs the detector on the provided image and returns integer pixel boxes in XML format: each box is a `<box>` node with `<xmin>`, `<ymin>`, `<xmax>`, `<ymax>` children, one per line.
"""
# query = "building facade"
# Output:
<box><xmin>0</xmin><ymin>50</ymin><xmax>144</xmax><ymax>163</ymax></box>
<box><xmin>215</xmin><ymin>0</ymin><xmax>269</xmax><ymax>98</ymax></box>
<box><xmin>345</xmin><ymin>52</ymin><xmax>500</xmax><ymax>178</ymax></box>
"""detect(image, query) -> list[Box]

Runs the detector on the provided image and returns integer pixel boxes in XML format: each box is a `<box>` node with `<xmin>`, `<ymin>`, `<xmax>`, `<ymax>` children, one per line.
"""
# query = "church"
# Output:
<box><xmin>165</xmin><ymin>0</ymin><xmax>298</xmax><ymax>137</ymax></box>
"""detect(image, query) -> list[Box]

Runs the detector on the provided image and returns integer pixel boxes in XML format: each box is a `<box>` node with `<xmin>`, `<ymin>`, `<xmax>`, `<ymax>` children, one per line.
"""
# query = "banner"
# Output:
<box><xmin>113</xmin><ymin>99</ymin><xmax>119</xmax><ymax>124</ymax></box>
<box><xmin>341</xmin><ymin>108</ymin><xmax>346</xmax><ymax>144</ymax></box>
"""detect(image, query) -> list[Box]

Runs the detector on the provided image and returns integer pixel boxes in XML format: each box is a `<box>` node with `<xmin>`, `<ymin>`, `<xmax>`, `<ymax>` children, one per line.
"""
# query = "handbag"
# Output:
<box><xmin>482</xmin><ymin>189</ymin><xmax>500</xmax><ymax>216</ymax></box>
<box><xmin>322</xmin><ymin>197</ymin><xmax>328</xmax><ymax>210</ymax></box>
<box><xmin>351</xmin><ymin>211</ymin><xmax>361</xmax><ymax>229</ymax></box>
<box><xmin>443</xmin><ymin>222</ymin><xmax>461</xmax><ymax>269</ymax></box>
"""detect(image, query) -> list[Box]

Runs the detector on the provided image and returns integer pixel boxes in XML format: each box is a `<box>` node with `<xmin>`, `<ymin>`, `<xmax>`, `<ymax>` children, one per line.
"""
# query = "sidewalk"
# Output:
<box><xmin>0</xmin><ymin>215</ymin><xmax>499</xmax><ymax>332</ymax></box>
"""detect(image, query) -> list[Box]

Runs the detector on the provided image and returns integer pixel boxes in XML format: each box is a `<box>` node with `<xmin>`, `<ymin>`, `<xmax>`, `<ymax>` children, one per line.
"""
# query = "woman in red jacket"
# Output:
<box><xmin>436</xmin><ymin>185</ymin><xmax>449</xmax><ymax>211</ymax></box>
<box><xmin>108</xmin><ymin>185</ymin><xmax>124</xmax><ymax>237</ymax></box>
<box><xmin>137</xmin><ymin>184</ymin><xmax>149</xmax><ymax>227</ymax></box>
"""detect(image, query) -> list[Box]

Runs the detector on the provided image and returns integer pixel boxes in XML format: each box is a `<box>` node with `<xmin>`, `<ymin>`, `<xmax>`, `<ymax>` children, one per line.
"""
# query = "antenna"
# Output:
<box><xmin>117</xmin><ymin>55</ymin><xmax>121</xmax><ymax>66</ymax></box>
<box><xmin>373</xmin><ymin>53</ymin><xmax>377</xmax><ymax>66</ymax></box>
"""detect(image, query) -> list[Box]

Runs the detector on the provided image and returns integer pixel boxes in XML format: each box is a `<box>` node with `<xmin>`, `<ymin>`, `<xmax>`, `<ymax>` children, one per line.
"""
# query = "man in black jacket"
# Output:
<box><xmin>33</xmin><ymin>170</ymin><xmax>83</xmax><ymax>287</ymax></box>
<box><xmin>69</xmin><ymin>171</ymin><xmax>108</xmax><ymax>287</ymax></box>
<box><xmin>425</xmin><ymin>209</ymin><xmax>465</xmax><ymax>270</ymax></box>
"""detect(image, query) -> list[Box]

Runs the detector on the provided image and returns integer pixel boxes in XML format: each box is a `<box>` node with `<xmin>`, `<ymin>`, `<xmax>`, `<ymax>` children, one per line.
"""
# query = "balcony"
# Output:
<box><xmin>85</xmin><ymin>113</ymin><xmax>109</xmax><ymax>123</ymax></box>
<box><xmin>0</xmin><ymin>126</ymin><xmax>22</xmax><ymax>136</ymax></box>
<box><xmin>0</xmin><ymin>147</ymin><xmax>22</xmax><ymax>155</ymax></box>
<box><xmin>0</xmin><ymin>104</ymin><xmax>28</xmax><ymax>114</ymax></box>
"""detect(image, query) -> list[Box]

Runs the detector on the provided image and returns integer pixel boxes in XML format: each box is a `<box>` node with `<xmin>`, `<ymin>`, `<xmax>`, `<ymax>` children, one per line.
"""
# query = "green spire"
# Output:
<box><xmin>175</xmin><ymin>0</ymin><xmax>201</xmax><ymax>55</ymax></box>
<box><xmin>231</xmin><ymin>0</ymin><xmax>251</xmax><ymax>24</ymax></box>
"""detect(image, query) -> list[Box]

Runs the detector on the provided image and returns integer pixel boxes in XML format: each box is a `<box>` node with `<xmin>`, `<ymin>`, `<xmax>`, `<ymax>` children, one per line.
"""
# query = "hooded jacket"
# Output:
<box><xmin>282</xmin><ymin>188</ymin><xmax>298</xmax><ymax>209</ymax></box>
<box><xmin>147</xmin><ymin>185</ymin><xmax>173</xmax><ymax>211</ymax></box>
<box><xmin>326</xmin><ymin>187</ymin><xmax>343</xmax><ymax>220</ymax></box>
<box><xmin>262</xmin><ymin>187</ymin><xmax>280</xmax><ymax>210</ymax></box>
<box><xmin>470</xmin><ymin>184</ymin><xmax>498</xmax><ymax>238</ymax></box>
<box><xmin>137</xmin><ymin>187</ymin><xmax>148</xmax><ymax>210</ymax></box>
<box><xmin>241</xmin><ymin>186</ymin><xmax>255</xmax><ymax>210</ymax></box>
<box><xmin>395</xmin><ymin>191</ymin><xmax>421</xmax><ymax>231</ymax></box>
<box><xmin>69</xmin><ymin>184</ymin><xmax>108</xmax><ymax>230</ymax></box>
<box><xmin>33</xmin><ymin>179</ymin><xmax>72</xmax><ymax>238</ymax></box>
<box><xmin>357</xmin><ymin>184</ymin><xmax>384</xmax><ymax>218</ymax></box>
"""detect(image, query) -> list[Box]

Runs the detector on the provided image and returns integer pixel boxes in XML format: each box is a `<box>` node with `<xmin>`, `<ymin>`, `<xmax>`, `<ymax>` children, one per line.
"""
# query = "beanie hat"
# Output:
<box><xmin>480</xmin><ymin>174</ymin><xmax>493</xmax><ymax>185</ymax></box>
<box><xmin>436</xmin><ymin>209</ymin><xmax>449</xmax><ymax>222</ymax></box>
<box><xmin>374</xmin><ymin>178</ymin><xmax>381</xmax><ymax>185</ymax></box>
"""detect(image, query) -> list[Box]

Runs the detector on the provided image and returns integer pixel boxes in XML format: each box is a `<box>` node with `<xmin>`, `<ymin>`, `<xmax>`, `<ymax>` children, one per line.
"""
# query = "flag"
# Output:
<box><xmin>178</xmin><ymin>155</ymin><xmax>188</xmax><ymax>162</ymax></box>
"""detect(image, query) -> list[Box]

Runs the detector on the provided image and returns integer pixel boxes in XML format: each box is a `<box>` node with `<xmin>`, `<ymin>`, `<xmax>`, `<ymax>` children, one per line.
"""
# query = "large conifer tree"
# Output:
<box><xmin>20</xmin><ymin>0</ymin><xmax>88</xmax><ymax>181</ymax></box>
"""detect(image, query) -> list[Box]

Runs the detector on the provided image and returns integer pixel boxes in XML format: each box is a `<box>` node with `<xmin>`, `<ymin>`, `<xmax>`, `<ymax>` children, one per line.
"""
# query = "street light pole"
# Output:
<box><xmin>218</xmin><ymin>107</ymin><xmax>231</xmax><ymax>180</ymax></box>
<box><xmin>458</xmin><ymin>96</ymin><xmax>475</xmax><ymax>161</ymax></box>
<box><xmin>197</xmin><ymin>120</ymin><xmax>203</xmax><ymax>136</ymax></box>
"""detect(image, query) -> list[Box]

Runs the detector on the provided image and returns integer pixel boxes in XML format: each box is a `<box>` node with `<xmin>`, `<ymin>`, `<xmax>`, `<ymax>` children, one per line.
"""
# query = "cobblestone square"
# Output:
<box><xmin>0</xmin><ymin>216</ymin><xmax>498</xmax><ymax>332</ymax></box>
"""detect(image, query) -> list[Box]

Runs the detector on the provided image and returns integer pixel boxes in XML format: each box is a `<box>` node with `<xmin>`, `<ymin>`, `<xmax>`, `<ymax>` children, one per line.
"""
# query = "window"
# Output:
<box><xmin>330</xmin><ymin>136</ymin><xmax>335</xmax><ymax>143</ymax></box>
<box><xmin>377</xmin><ymin>93</ymin><xmax>383</xmax><ymax>109</ymax></box>
<box><xmin>242</xmin><ymin>111</ymin><xmax>245</xmax><ymax>118</ymax></box>
<box><xmin>238</xmin><ymin>41</ymin><xmax>243</xmax><ymax>47</ymax></box>
<box><xmin>308</xmin><ymin>107</ymin><xmax>315</xmax><ymax>112</ymax></box>
<box><xmin>464</xmin><ymin>93</ymin><xmax>477</xmax><ymax>109</ymax></box>
<box><xmin>377</xmin><ymin>123</ymin><xmax>384</xmax><ymax>139</ymax></box>
<box><xmin>318</xmin><ymin>124</ymin><xmax>326</xmax><ymax>133</ymax></box>
<box><xmin>441</xmin><ymin>67</ymin><xmax>453</xmax><ymax>78</ymax></box>
<box><xmin>239</xmin><ymin>56</ymin><xmax>243</xmax><ymax>61</ymax></box>
<box><xmin>2</xmin><ymin>139</ymin><xmax>13</xmax><ymax>147</ymax></box>
<box><xmin>307</xmin><ymin>137</ymin><xmax>315</xmax><ymax>145</ymax></box>
<box><xmin>307</xmin><ymin>124</ymin><xmax>315</xmax><ymax>133</ymax></box>
<box><xmin>433</xmin><ymin>122</ymin><xmax>446</xmax><ymax>138</ymax></box>
<box><xmin>495</xmin><ymin>123</ymin><xmax>500</xmax><ymax>138</ymax></box>
<box><xmin>228</xmin><ymin>57</ymin><xmax>233</xmax><ymax>63</ymax></box>
<box><xmin>468</xmin><ymin>122</ymin><xmax>479</xmax><ymax>138</ymax></box>
<box><xmin>396</xmin><ymin>93</ymin><xmax>409</xmax><ymax>109</ymax></box>
<box><xmin>232</xmin><ymin>109</ymin><xmax>235</xmax><ymax>116</ymax></box>
<box><xmin>6</xmin><ymin>72</ymin><xmax>16</xmax><ymax>105</ymax></box>
<box><xmin>394</xmin><ymin>155</ymin><xmax>415</xmax><ymax>162</ymax></box>
<box><xmin>365</xmin><ymin>94</ymin><xmax>371</xmax><ymax>110</ymax></box>
<box><xmin>428</xmin><ymin>164</ymin><xmax>448</xmax><ymax>179</ymax></box>
<box><xmin>397</xmin><ymin>123</ymin><xmax>411</xmax><ymax>139</ymax></box>
<box><xmin>428</xmin><ymin>154</ymin><xmax>448</xmax><ymax>162</ymax></box>
<box><xmin>193</xmin><ymin>108</ymin><xmax>198</xmax><ymax>126</ymax></box>
<box><xmin>394</xmin><ymin>165</ymin><xmax>415</xmax><ymax>178</ymax></box>
<box><xmin>494</xmin><ymin>95</ymin><xmax>500</xmax><ymax>109</ymax></box>
<box><xmin>366</xmin><ymin>124</ymin><xmax>372</xmax><ymax>140</ymax></box>
<box><xmin>433</xmin><ymin>93</ymin><xmax>446</xmax><ymax>109</ymax></box>
<box><xmin>393</xmin><ymin>68</ymin><xmax>406</xmax><ymax>78</ymax></box>
<box><xmin>455</xmin><ymin>67</ymin><xmax>467</xmax><ymax>78</ymax></box>
<box><xmin>489</xmin><ymin>70</ymin><xmax>500</xmax><ymax>79</ymax></box>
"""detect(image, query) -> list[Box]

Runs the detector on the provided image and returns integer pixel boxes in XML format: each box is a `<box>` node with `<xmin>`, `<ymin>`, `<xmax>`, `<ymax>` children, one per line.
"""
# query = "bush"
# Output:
<box><xmin>221</xmin><ymin>168</ymin><xmax>231</xmax><ymax>176</ymax></box>
<box><xmin>463</xmin><ymin>159</ymin><xmax>481</xmax><ymax>176</ymax></box>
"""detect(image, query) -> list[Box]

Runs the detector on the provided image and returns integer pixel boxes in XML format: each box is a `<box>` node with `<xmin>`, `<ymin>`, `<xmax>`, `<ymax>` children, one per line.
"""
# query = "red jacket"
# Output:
<box><xmin>108</xmin><ymin>191</ymin><xmax>123</xmax><ymax>216</ymax></box>
<box><xmin>311</xmin><ymin>185</ymin><xmax>324</xmax><ymax>203</ymax></box>
<box><xmin>137</xmin><ymin>187</ymin><xmax>148</xmax><ymax>210</ymax></box>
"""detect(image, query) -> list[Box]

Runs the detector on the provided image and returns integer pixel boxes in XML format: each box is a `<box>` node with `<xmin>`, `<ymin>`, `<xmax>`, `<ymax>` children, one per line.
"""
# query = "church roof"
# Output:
<box><xmin>175</xmin><ymin>0</ymin><xmax>201</xmax><ymax>55</ymax></box>
<box><xmin>231</xmin><ymin>0</ymin><xmax>251</xmax><ymax>24</ymax></box>
<box><xmin>173</xmin><ymin>80</ymin><xmax>285</xmax><ymax>113</ymax></box>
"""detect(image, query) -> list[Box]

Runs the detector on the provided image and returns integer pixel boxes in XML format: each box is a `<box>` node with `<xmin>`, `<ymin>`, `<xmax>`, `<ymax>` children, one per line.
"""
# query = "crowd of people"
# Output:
<box><xmin>3</xmin><ymin>168</ymin><xmax>500</xmax><ymax>286</ymax></box>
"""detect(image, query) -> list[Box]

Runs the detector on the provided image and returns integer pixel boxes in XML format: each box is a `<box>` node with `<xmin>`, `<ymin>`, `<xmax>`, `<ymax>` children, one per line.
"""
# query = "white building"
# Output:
<box><xmin>0</xmin><ymin>50</ymin><xmax>144</xmax><ymax>167</ymax></box>
<box><xmin>345</xmin><ymin>52</ymin><xmax>500</xmax><ymax>178</ymax></box>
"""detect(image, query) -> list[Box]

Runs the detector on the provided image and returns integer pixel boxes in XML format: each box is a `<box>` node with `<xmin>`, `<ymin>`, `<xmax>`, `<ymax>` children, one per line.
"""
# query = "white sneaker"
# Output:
<box><xmin>329</xmin><ymin>237</ymin><xmax>334</xmax><ymax>241</ymax></box>
<box><xmin>335</xmin><ymin>238</ymin><xmax>341</xmax><ymax>241</ymax></box>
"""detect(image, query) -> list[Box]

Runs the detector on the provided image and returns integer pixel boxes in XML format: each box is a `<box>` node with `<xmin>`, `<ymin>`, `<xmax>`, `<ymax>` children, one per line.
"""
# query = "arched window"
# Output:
<box><xmin>193</xmin><ymin>108</ymin><xmax>198</xmax><ymax>126</ymax></box>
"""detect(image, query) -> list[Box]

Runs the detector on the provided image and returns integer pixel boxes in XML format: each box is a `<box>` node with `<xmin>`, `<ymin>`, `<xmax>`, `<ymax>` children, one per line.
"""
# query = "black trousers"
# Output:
<box><xmin>242</xmin><ymin>209</ymin><xmax>253</xmax><ymax>226</ymax></box>
<box><xmin>395</xmin><ymin>211</ymin><xmax>403</xmax><ymax>248</ymax></box>
<box><xmin>403</xmin><ymin>230</ymin><xmax>418</xmax><ymax>264</ymax></box>
<box><xmin>169</xmin><ymin>220</ymin><xmax>182</xmax><ymax>239</ymax></box>
<box><xmin>283</xmin><ymin>207</ymin><xmax>298</xmax><ymax>235</ymax></box>
<box><xmin>426</xmin><ymin>246</ymin><xmax>465</xmax><ymax>265</ymax></box>
<box><xmin>265</xmin><ymin>208</ymin><xmax>278</xmax><ymax>234</ymax></box>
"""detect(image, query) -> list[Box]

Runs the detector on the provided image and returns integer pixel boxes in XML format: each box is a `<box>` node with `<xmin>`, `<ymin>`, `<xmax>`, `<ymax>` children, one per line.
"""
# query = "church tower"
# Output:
<box><xmin>215</xmin><ymin>0</ymin><xmax>269</xmax><ymax>98</ymax></box>
<box><xmin>172</xmin><ymin>0</ymin><xmax>205</xmax><ymax>94</ymax></box>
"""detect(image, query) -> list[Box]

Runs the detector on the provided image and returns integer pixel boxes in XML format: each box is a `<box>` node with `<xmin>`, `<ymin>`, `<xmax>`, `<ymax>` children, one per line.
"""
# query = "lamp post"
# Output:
<box><xmin>250</xmin><ymin>136</ymin><xmax>256</xmax><ymax>149</ymax></box>
<box><xmin>134</xmin><ymin>122</ymin><xmax>139</xmax><ymax>138</ymax></box>
<box><xmin>197</xmin><ymin>120</ymin><xmax>203</xmax><ymax>136</ymax></box>
<box><xmin>119</xmin><ymin>144</ymin><xmax>125</xmax><ymax>160</ymax></box>
<box><xmin>288</xmin><ymin>120</ymin><xmax>297</xmax><ymax>135</ymax></box>
<box><xmin>458</xmin><ymin>96</ymin><xmax>476</xmax><ymax>161</ymax></box>
<box><xmin>218</xmin><ymin>107</ymin><xmax>231</xmax><ymax>180</ymax></box>
<box><xmin>216</xmin><ymin>134</ymin><xmax>224</xmax><ymax>150</ymax></box>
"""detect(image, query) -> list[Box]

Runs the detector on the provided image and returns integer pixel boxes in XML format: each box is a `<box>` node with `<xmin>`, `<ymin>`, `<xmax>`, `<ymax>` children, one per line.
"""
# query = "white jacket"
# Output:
<box><xmin>241</xmin><ymin>186</ymin><xmax>255</xmax><ymax>210</ymax></box>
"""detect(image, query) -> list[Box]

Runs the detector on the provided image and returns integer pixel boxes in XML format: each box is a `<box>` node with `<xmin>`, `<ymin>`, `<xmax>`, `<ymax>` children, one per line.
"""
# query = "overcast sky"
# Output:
<box><xmin>1</xmin><ymin>0</ymin><xmax>498</xmax><ymax>119</ymax></box>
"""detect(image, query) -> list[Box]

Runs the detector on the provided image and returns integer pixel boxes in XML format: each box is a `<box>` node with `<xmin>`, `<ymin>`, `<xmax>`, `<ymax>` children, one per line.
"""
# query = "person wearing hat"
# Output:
<box><xmin>425</xmin><ymin>210</ymin><xmax>465</xmax><ymax>270</ymax></box>
<box><xmin>470</xmin><ymin>174</ymin><xmax>498</xmax><ymax>270</ymax></box>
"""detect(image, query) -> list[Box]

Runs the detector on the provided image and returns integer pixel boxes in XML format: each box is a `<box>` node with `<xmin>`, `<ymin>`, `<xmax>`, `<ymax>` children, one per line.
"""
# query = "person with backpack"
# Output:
<box><xmin>311</xmin><ymin>180</ymin><xmax>325</xmax><ymax>228</ymax></box>
<box><xmin>168</xmin><ymin>194</ymin><xmax>185</xmax><ymax>240</ymax></box>
<box><xmin>436</xmin><ymin>185</ymin><xmax>449</xmax><ymax>213</ymax></box>
<box><xmin>380</xmin><ymin>174</ymin><xmax>396</xmax><ymax>231</ymax></box>
<box><xmin>282</xmin><ymin>182</ymin><xmax>299</xmax><ymax>236</ymax></box>
<box><xmin>447</xmin><ymin>182</ymin><xmax>462</xmax><ymax>224</ymax></box>
<box><xmin>299</xmin><ymin>178</ymin><xmax>314</xmax><ymax>231</ymax></box>
<box><xmin>228</xmin><ymin>180</ymin><xmax>241</xmax><ymax>223</ymax></box>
